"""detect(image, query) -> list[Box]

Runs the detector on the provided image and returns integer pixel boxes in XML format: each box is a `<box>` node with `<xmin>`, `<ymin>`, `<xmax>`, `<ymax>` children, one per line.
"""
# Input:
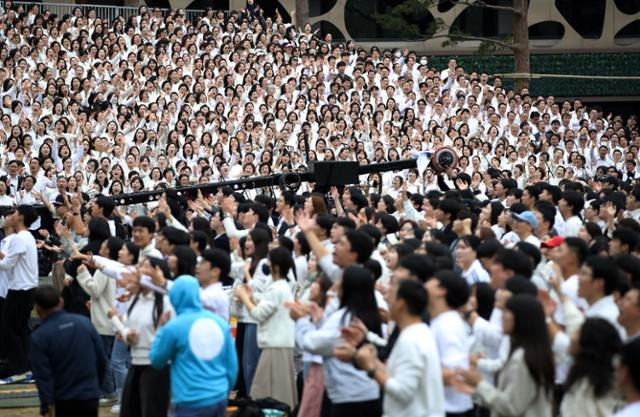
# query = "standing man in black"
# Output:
<box><xmin>30</xmin><ymin>286</ymin><xmax>106</xmax><ymax>417</ymax></box>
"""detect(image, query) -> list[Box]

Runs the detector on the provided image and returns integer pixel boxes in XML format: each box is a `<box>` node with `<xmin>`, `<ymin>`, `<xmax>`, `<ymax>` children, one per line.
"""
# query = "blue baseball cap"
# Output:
<box><xmin>512</xmin><ymin>210</ymin><xmax>538</xmax><ymax>230</ymax></box>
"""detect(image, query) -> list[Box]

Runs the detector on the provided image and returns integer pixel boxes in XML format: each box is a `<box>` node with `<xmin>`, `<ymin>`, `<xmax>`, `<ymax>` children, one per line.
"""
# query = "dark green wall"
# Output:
<box><xmin>427</xmin><ymin>53</ymin><xmax>640</xmax><ymax>97</ymax></box>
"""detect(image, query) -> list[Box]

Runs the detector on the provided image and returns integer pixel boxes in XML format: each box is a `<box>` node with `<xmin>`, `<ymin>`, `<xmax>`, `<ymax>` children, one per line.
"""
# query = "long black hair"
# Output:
<box><xmin>339</xmin><ymin>266</ymin><xmax>382</xmax><ymax>336</ymax></box>
<box><xmin>173</xmin><ymin>245</ymin><xmax>197</xmax><ymax>277</ymax></box>
<box><xmin>245</xmin><ymin>228</ymin><xmax>271</xmax><ymax>275</ymax></box>
<box><xmin>565</xmin><ymin>318</ymin><xmax>622</xmax><ymax>397</ymax></box>
<box><xmin>128</xmin><ymin>256</ymin><xmax>169</xmax><ymax>329</ymax></box>
<box><xmin>505</xmin><ymin>295</ymin><xmax>555</xmax><ymax>398</ymax></box>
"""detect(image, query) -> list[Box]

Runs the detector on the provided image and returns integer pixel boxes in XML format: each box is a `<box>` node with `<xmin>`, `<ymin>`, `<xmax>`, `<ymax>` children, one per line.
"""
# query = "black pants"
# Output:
<box><xmin>447</xmin><ymin>411</ymin><xmax>475</xmax><ymax>417</ymax></box>
<box><xmin>234</xmin><ymin>321</ymin><xmax>247</xmax><ymax>397</ymax></box>
<box><xmin>330</xmin><ymin>399</ymin><xmax>382</xmax><ymax>417</ymax></box>
<box><xmin>0</xmin><ymin>296</ymin><xmax>6</xmax><ymax>360</ymax></box>
<box><xmin>3</xmin><ymin>289</ymin><xmax>35</xmax><ymax>374</ymax></box>
<box><xmin>55</xmin><ymin>398</ymin><xmax>98</xmax><ymax>417</ymax></box>
<box><xmin>120</xmin><ymin>364</ymin><xmax>170</xmax><ymax>417</ymax></box>
<box><xmin>475</xmin><ymin>406</ymin><xmax>491</xmax><ymax>417</ymax></box>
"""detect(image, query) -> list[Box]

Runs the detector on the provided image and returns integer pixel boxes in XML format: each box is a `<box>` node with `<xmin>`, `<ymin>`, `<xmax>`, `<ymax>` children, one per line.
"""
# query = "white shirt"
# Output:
<box><xmin>140</xmin><ymin>242</ymin><xmax>163</xmax><ymax>259</ymax></box>
<box><xmin>612</xmin><ymin>402</ymin><xmax>640</xmax><ymax>417</ymax></box>
<box><xmin>561</xmin><ymin>215</ymin><xmax>582</xmax><ymax>238</ymax></box>
<box><xmin>462</xmin><ymin>259</ymin><xmax>490</xmax><ymax>286</ymax></box>
<box><xmin>200</xmin><ymin>281</ymin><xmax>230</xmax><ymax>322</ymax></box>
<box><xmin>430</xmin><ymin>311</ymin><xmax>474</xmax><ymax>413</ymax></box>
<box><xmin>0</xmin><ymin>234</ymin><xmax>11</xmax><ymax>298</ymax></box>
<box><xmin>585</xmin><ymin>295</ymin><xmax>626</xmax><ymax>339</ymax></box>
<box><xmin>553</xmin><ymin>274</ymin><xmax>588</xmax><ymax>325</ymax></box>
<box><xmin>383</xmin><ymin>322</ymin><xmax>445</xmax><ymax>417</ymax></box>
<box><xmin>113</xmin><ymin>291</ymin><xmax>174</xmax><ymax>365</ymax></box>
<box><xmin>523</xmin><ymin>234</ymin><xmax>541</xmax><ymax>248</ymax></box>
<box><xmin>0</xmin><ymin>230</ymin><xmax>38</xmax><ymax>290</ymax></box>
<box><xmin>0</xmin><ymin>195</ymin><xmax>15</xmax><ymax>206</ymax></box>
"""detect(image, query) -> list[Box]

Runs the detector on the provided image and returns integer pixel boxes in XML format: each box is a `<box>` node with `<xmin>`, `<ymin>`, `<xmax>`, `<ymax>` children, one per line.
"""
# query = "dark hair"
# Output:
<box><xmin>584</xmin><ymin>256</ymin><xmax>618</xmax><ymax>295</ymax></box>
<box><xmin>506</xmin><ymin>295</ymin><xmax>555</xmax><ymax>398</ymax></box>
<box><xmin>315</xmin><ymin>214</ymin><xmax>335</xmax><ymax>236</ymax></box>
<box><xmin>277</xmin><ymin>236</ymin><xmax>294</xmax><ymax>253</ymax></box>
<box><xmin>190</xmin><ymin>230</ymin><xmax>208</xmax><ymax>252</ymax></box>
<box><xmin>34</xmin><ymin>285</ymin><xmax>61</xmax><ymax>311</ymax></box>
<box><xmin>358</xmin><ymin>224</ymin><xmax>383</xmax><ymax>247</ymax></box>
<box><xmin>515</xmin><ymin>241</ymin><xmax>541</xmax><ymax>268</ymax></box>
<box><xmin>424</xmin><ymin>241</ymin><xmax>452</xmax><ymax>258</ymax></box>
<box><xmin>250</xmin><ymin>202</ymin><xmax>270</xmax><ymax>224</ymax></box>
<box><xmin>344</xmin><ymin>229</ymin><xmax>374</xmax><ymax>264</ymax></box>
<box><xmin>340</xmin><ymin>266</ymin><xmax>382</xmax><ymax>336</ymax></box>
<box><xmin>130</xmin><ymin>256</ymin><xmax>168</xmax><ymax>328</ymax></box>
<box><xmin>505</xmin><ymin>275</ymin><xmax>538</xmax><ymax>296</ymax></box>
<box><xmin>159</xmin><ymin>226</ymin><xmax>190</xmax><ymax>247</ymax></box>
<box><xmin>295</xmin><ymin>231</ymin><xmax>311</xmax><ymax>256</ymax></box>
<box><xmin>565</xmin><ymin>318</ymin><xmax>622</xmax><ymax>397</ymax></box>
<box><xmin>540</xmin><ymin>183</ymin><xmax>562</xmax><ymax>204</ymax></box>
<box><xmin>132</xmin><ymin>215</ymin><xmax>156</xmax><ymax>234</ymax></box>
<box><xmin>364</xmin><ymin>259</ymin><xmax>382</xmax><ymax>281</ymax></box>
<box><xmin>378</xmin><ymin>213</ymin><xmax>399</xmax><ymax>234</ymax></box>
<box><xmin>398</xmin><ymin>254</ymin><xmax>436</xmax><ymax>283</ymax></box>
<box><xmin>396</xmin><ymin>279</ymin><xmax>428</xmax><ymax>315</ymax></box>
<box><xmin>458</xmin><ymin>235</ymin><xmax>481</xmax><ymax>252</ymax></box>
<box><xmin>612</xmin><ymin>228</ymin><xmax>639</xmax><ymax>253</ymax></box>
<box><xmin>104</xmin><ymin>236</ymin><xmax>124</xmax><ymax>260</ymax></box>
<box><xmin>268</xmin><ymin>246</ymin><xmax>293</xmax><ymax>279</ymax></box>
<box><xmin>534</xmin><ymin>200</ymin><xmax>556</xmax><ymax>229</ymax></box>
<box><xmin>201</xmin><ymin>248</ymin><xmax>232</xmax><ymax>285</ymax></box>
<box><xmin>335</xmin><ymin>216</ymin><xmax>357</xmax><ymax>231</ymax></box>
<box><xmin>16</xmin><ymin>204</ymin><xmax>38</xmax><ymax>227</ymax></box>
<box><xmin>476</xmin><ymin>238</ymin><xmax>503</xmax><ymax>259</ymax></box>
<box><xmin>123</xmin><ymin>241</ymin><xmax>140</xmax><ymax>265</ymax></box>
<box><xmin>173</xmin><ymin>245</ymin><xmax>197</xmax><ymax>277</ymax></box>
<box><xmin>434</xmin><ymin>270</ymin><xmax>470</xmax><ymax>308</ymax></box>
<box><xmin>561</xmin><ymin>190</ymin><xmax>584</xmax><ymax>216</ymax></box>
<box><xmin>88</xmin><ymin>217</ymin><xmax>111</xmax><ymax>242</ymax></box>
<box><xmin>246</xmin><ymin>228</ymin><xmax>271</xmax><ymax>275</ymax></box>
<box><xmin>620</xmin><ymin>338</ymin><xmax>640</xmax><ymax>392</ymax></box>
<box><xmin>565</xmin><ymin>237</ymin><xmax>589</xmax><ymax>265</ymax></box>
<box><xmin>488</xmin><ymin>201</ymin><xmax>505</xmax><ymax>225</ymax></box>
<box><xmin>494</xmin><ymin>248</ymin><xmax>533</xmax><ymax>278</ymax></box>
<box><xmin>583</xmin><ymin>221</ymin><xmax>603</xmax><ymax>240</ymax></box>
<box><xmin>438</xmin><ymin>198</ymin><xmax>461</xmax><ymax>219</ymax></box>
<box><xmin>615</xmin><ymin>254</ymin><xmax>640</xmax><ymax>286</ymax></box>
<box><xmin>95</xmin><ymin>195</ymin><xmax>116</xmax><ymax>217</ymax></box>
<box><xmin>313</xmin><ymin>274</ymin><xmax>334</xmax><ymax>308</ymax></box>
<box><xmin>472</xmin><ymin>282</ymin><xmax>495</xmax><ymax>320</ymax></box>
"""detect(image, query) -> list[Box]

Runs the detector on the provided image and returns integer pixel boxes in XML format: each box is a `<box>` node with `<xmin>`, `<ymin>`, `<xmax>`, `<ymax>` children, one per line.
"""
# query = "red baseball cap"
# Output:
<box><xmin>541</xmin><ymin>236</ymin><xmax>565</xmax><ymax>248</ymax></box>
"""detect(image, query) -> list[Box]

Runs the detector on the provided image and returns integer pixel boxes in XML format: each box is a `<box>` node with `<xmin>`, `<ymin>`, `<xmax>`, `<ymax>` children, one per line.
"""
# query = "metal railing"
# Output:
<box><xmin>11</xmin><ymin>1</ymin><xmax>206</xmax><ymax>23</ymax></box>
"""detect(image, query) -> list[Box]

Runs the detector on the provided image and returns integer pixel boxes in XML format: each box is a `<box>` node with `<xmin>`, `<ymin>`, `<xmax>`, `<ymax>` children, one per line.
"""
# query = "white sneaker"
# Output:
<box><xmin>110</xmin><ymin>404</ymin><xmax>120</xmax><ymax>414</ymax></box>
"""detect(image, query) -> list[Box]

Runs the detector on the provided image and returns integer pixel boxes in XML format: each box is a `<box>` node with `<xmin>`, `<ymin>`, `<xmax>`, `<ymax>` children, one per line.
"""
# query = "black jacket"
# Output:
<box><xmin>29</xmin><ymin>310</ymin><xmax>107</xmax><ymax>414</ymax></box>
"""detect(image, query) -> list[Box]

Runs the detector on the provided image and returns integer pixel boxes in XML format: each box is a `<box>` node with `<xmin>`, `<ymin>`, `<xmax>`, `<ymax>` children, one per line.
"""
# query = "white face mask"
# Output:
<box><xmin>420</xmin><ymin>58</ymin><xmax>427</xmax><ymax>65</ymax></box>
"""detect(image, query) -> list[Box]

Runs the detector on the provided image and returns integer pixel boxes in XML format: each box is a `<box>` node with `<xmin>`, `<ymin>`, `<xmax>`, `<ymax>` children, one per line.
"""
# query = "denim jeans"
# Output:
<box><xmin>242</xmin><ymin>323</ymin><xmax>261</xmax><ymax>392</ymax></box>
<box><xmin>111</xmin><ymin>338</ymin><xmax>130</xmax><ymax>400</ymax></box>
<box><xmin>170</xmin><ymin>400</ymin><xmax>227</xmax><ymax>417</ymax></box>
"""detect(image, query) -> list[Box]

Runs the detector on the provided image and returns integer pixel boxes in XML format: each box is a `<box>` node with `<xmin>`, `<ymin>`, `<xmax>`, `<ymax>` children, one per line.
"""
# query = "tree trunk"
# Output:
<box><xmin>295</xmin><ymin>0</ymin><xmax>310</xmax><ymax>29</ymax></box>
<box><xmin>512</xmin><ymin>0</ymin><xmax>530</xmax><ymax>92</ymax></box>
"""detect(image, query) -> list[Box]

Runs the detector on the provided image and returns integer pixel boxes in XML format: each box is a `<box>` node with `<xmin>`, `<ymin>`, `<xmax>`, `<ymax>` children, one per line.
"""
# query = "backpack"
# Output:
<box><xmin>229</xmin><ymin>397</ymin><xmax>291</xmax><ymax>417</ymax></box>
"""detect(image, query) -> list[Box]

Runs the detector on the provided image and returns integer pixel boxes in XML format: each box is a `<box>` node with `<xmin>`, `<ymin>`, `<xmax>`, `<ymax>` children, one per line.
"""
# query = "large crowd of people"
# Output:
<box><xmin>0</xmin><ymin>1</ymin><xmax>640</xmax><ymax>417</ymax></box>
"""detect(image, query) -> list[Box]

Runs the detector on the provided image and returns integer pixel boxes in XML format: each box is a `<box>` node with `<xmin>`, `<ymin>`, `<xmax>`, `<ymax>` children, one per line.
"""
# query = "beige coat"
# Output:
<box><xmin>475</xmin><ymin>347</ymin><xmax>552</xmax><ymax>417</ymax></box>
<box><xmin>76</xmin><ymin>268</ymin><xmax>116</xmax><ymax>336</ymax></box>
<box><xmin>560</xmin><ymin>378</ymin><xmax>624</xmax><ymax>417</ymax></box>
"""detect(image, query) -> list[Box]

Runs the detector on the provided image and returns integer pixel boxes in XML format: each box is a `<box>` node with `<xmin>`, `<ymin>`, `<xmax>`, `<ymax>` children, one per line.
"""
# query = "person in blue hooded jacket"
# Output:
<box><xmin>149</xmin><ymin>275</ymin><xmax>238</xmax><ymax>417</ymax></box>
